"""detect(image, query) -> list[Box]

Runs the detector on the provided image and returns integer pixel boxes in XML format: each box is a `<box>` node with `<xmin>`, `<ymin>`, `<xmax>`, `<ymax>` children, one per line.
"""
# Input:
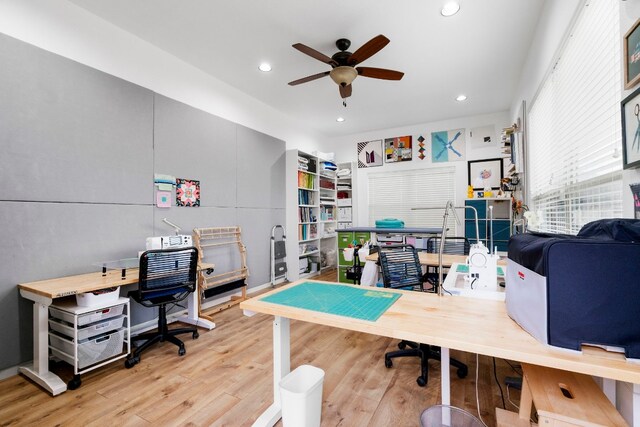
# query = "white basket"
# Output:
<box><xmin>343</xmin><ymin>248</ymin><xmax>354</xmax><ymax>261</ymax></box>
<box><xmin>49</xmin><ymin>328</ymin><xmax>125</xmax><ymax>369</ymax></box>
<box><xmin>358</xmin><ymin>248</ymin><xmax>370</xmax><ymax>262</ymax></box>
<box><xmin>49</xmin><ymin>315</ymin><xmax>125</xmax><ymax>341</ymax></box>
<box><xmin>49</xmin><ymin>303</ymin><xmax>125</xmax><ymax>326</ymax></box>
<box><xmin>75</xmin><ymin>287</ymin><xmax>119</xmax><ymax>307</ymax></box>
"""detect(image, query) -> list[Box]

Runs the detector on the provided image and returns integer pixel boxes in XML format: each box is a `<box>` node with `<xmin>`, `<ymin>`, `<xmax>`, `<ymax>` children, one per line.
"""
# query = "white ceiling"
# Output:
<box><xmin>68</xmin><ymin>0</ymin><xmax>544</xmax><ymax>138</ymax></box>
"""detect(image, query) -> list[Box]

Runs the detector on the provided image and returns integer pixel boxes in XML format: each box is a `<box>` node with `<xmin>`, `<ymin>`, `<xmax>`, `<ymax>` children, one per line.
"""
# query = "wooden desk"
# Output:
<box><xmin>240</xmin><ymin>280</ymin><xmax>640</xmax><ymax>427</ymax></box>
<box><xmin>18</xmin><ymin>262</ymin><xmax>215</xmax><ymax>396</ymax></box>
<box><xmin>365</xmin><ymin>251</ymin><xmax>508</xmax><ymax>267</ymax></box>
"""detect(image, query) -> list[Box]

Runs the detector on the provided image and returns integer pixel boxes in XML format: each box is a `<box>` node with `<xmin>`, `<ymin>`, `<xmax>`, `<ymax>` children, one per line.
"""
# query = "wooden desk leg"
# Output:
<box><xmin>518</xmin><ymin>375</ymin><xmax>532</xmax><ymax>422</ymax></box>
<box><xmin>251</xmin><ymin>316</ymin><xmax>290</xmax><ymax>427</ymax></box>
<box><xmin>441</xmin><ymin>347</ymin><xmax>450</xmax><ymax>405</ymax></box>
<box><xmin>634</xmin><ymin>383</ymin><xmax>640</xmax><ymax>427</ymax></box>
<box><xmin>17</xmin><ymin>291</ymin><xmax>66</xmax><ymax>396</ymax></box>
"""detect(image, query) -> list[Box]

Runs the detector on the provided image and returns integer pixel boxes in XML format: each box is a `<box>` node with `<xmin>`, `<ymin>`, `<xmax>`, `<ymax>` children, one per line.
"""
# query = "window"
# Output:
<box><xmin>368</xmin><ymin>166</ymin><xmax>458</xmax><ymax>233</ymax></box>
<box><xmin>528</xmin><ymin>0</ymin><xmax>622</xmax><ymax>234</ymax></box>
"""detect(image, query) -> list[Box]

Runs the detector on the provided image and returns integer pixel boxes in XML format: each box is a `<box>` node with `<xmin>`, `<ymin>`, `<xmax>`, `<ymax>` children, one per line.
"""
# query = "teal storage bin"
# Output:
<box><xmin>375</xmin><ymin>218</ymin><xmax>404</xmax><ymax>228</ymax></box>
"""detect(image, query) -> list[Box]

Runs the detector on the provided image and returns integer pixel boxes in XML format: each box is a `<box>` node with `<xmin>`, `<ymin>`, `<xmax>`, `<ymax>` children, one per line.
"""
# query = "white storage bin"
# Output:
<box><xmin>49</xmin><ymin>315</ymin><xmax>125</xmax><ymax>341</ymax></box>
<box><xmin>75</xmin><ymin>287</ymin><xmax>119</xmax><ymax>307</ymax></box>
<box><xmin>337</xmin><ymin>198</ymin><xmax>351</xmax><ymax>206</ymax></box>
<box><xmin>50</xmin><ymin>303</ymin><xmax>124</xmax><ymax>326</ymax></box>
<box><xmin>50</xmin><ymin>328</ymin><xmax>125</xmax><ymax>369</ymax></box>
<box><xmin>279</xmin><ymin>365</ymin><xmax>325</xmax><ymax>427</ymax></box>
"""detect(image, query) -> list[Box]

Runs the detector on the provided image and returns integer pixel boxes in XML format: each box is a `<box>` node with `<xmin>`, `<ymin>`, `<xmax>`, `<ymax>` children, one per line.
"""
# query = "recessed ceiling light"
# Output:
<box><xmin>441</xmin><ymin>1</ymin><xmax>460</xmax><ymax>17</ymax></box>
<box><xmin>336</xmin><ymin>117</ymin><xmax>345</xmax><ymax>122</ymax></box>
<box><xmin>258</xmin><ymin>63</ymin><xmax>272</xmax><ymax>72</ymax></box>
<box><xmin>456</xmin><ymin>94</ymin><xmax>467</xmax><ymax>101</ymax></box>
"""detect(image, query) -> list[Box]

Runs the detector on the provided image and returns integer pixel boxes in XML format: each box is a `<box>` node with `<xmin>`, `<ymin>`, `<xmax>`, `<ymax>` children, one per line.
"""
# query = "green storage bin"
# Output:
<box><xmin>353</xmin><ymin>232</ymin><xmax>371</xmax><ymax>245</ymax></box>
<box><xmin>338</xmin><ymin>266</ymin><xmax>350</xmax><ymax>283</ymax></box>
<box><xmin>338</xmin><ymin>232</ymin><xmax>354</xmax><ymax>248</ymax></box>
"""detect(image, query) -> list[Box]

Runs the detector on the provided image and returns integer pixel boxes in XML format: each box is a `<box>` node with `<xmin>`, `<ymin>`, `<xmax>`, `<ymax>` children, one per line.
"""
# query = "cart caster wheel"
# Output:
<box><xmin>178</xmin><ymin>347</ymin><xmax>186</xmax><ymax>356</ymax></box>
<box><xmin>398</xmin><ymin>342</ymin><xmax>407</xmax><ymax>350</ymax></box>
<box><xmin>192</xmin><ymin>331</ymin><xmax>199</xmax><ymax>339</ymax></box>
<box><xmin>125</xmin><ymin>357</ymin><xmax>139</xmax><ymax>369</ymax></box>
<box><xmin>384</xmin><ymin>358</ymin><xmax>393</xmax><ymax>368</ymax></box>
<box><xmin>68</xmin><ymin>375</ymin><xmax>81</xmax><ymax>390</ymax></box>
<box><xmin>416</xmin><ymin>376</ymin><xmax>427</xmax><ymax>387</ymax></box>
<box><xmin>457</xmin><ymin>367</ymin><xmax>468</xmax><ymax>378</ymax></box>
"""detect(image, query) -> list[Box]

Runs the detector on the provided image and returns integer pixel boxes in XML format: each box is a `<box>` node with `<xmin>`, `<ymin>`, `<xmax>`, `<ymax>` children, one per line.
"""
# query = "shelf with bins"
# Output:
<box><xmin>48</xmin><ymin>296</ymin><xmax>131</xmax><ymax>389</ymax></box>
<box><xmin>318</xmin><ymin>164</ymin><xmax>337</xmax><ymax>270</ymax></box>
<box><xmin>464</xmin><ymin>198</ymin><xmax>512</xmax><ymax>253</ymax></box>
<box><xmin>336</xmin><ymin>162</ymin><xmax>354</xmax><ymax>230</ymax></box>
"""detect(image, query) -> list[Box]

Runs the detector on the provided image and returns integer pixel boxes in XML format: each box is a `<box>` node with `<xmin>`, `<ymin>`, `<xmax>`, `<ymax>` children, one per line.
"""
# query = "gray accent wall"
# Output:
<box><xmin>0</xmin><ymin>34</ymin><xmax>285</xmax><ymax>370</ymax></box>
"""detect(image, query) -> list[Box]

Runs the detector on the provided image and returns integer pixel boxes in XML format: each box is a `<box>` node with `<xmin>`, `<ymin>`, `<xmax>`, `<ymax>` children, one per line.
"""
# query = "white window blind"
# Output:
<box><xmin>528</xmin><ymin>0</ymin><xmax>622</xmax><ymax>234</ymax></box>
<box><xmin>368</xmin><ymin>167</ymin><xmax>458</xmax><ymax>234</ymax></box>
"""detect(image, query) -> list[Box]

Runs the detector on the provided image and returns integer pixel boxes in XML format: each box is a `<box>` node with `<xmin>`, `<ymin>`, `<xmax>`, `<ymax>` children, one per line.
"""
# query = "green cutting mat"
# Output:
<box><xmin>456</xmin><ymin>264</ymin><xmax>505</xmax><ymax>276</ymax></box>
<box><xmin>260</xmin><ymin>281</ymin><xmax>401</xmax><ymax>321</ymax></box>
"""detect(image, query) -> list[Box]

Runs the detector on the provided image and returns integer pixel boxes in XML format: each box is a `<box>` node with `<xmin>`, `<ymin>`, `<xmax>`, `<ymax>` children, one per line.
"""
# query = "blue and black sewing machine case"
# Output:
<box><xmin>505</xmin><ymin>219</ymin><xmax>640</xmax><ymax>359</ymax></box>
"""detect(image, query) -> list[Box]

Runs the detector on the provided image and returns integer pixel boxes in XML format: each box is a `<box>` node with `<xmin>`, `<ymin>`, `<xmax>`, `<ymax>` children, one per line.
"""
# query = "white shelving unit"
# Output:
<box><xmin>286</xmin><ymin>150</ymin><xmax>338</xmax><ymax>280</ymax></box>
<box><xmin>48</xmin><ymin>296</ymin><xmax>131</xmax><ymax>390</ymax></box>
<box><xmin>336</xmin><ymin>161</ymin><xmax>355</xmax><ymax>230</ymax></box>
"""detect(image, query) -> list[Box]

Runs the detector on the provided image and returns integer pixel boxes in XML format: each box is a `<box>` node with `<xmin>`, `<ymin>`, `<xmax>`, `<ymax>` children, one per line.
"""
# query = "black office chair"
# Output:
<box><xmin>424</xmin><ymin>236</ymin><xmax>471</xmax><ymax>291</ymax></box>
<box><xmin>125</xmin><ymin>247</ymin><xmax>200</xmax><ymax>368</ymax></box>
<box><xmin>379</xmin><ymin>244</ymin><xmax>468</xmax><ymax>387</ymax></box>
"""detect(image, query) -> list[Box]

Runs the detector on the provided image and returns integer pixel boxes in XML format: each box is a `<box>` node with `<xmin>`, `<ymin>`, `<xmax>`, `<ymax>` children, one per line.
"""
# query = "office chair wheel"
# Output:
<box><xmin>384</xmin><ymin>357</ymin><xmax>393</xmax><ymax>368</ymax></box>
<box><xmin>178</xmin><ymin>347</ymin><xmax>186</xmax><ymax>356</ymax></box>
<box><xmin>416</xmin><ymin>376</ymin><xmax>427</xmax><ymax>387</ymax></box>
<box><xmin>457</xmin><ymin>366</ymin><xmax>468</xmax><ymax>378</ymax></box>
<box><xmin>398</xmin><ymin>341</ymin><xmax>407</xmax><ymax>350</ymax></box>
<box><xmin>124</xmin><ymin>356</ymin><xmax>139</xmax><ymax>369</ymax></box>
<box><xmin>67</xmin><ymin>375</ymin><xmax>81</xmax><ymax>390</ymax></box>
<box><xmin>192</xmin><ymin>331</ymin><xmax>199</xmax><ymax>339</ymax></box>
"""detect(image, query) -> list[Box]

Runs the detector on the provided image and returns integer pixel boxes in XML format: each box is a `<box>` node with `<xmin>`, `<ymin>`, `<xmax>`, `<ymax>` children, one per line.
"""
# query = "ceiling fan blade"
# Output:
<box><xmin>339</xmin><ymin>84</ymin><xmax>352</xmax><ymax>99</ymax></box>
<box><xmin>348</xmin><ymin>35</ymin><xmax>390</xmax><ymax>66</ymax></box>
<box><xmin>292</xmin><ymin>43</ymin><xmax>338</xmax><ymax>67</ymax></box>
<box><xmin>357</xmin><ymin>67</ymin><xmax>404</xmax><ymax>80</ymax></box>
<box><xmin>288</xmin><ymin>71</ymin><xmax>330</xmax><ymax>86</ymax></box>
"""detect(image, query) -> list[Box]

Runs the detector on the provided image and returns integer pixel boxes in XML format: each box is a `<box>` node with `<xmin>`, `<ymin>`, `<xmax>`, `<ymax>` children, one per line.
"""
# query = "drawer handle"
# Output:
<box><xmin>95</xmin><ymin>335</ymin><xmax>110</xmax><ymax>343</ymax></box>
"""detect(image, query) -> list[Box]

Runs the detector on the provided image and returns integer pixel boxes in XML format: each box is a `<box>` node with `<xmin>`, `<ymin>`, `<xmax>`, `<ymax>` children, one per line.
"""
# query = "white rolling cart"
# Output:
<box><xmin>48</xmin><ymin>296</ymin><xmax>131</xmax><ymax>390</ymax></box>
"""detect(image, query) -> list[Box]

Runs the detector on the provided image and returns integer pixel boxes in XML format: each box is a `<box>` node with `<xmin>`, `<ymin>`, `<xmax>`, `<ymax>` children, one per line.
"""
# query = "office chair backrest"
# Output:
<box><xmin>378</xmin><ymin>244</ymin><xmax>423</xmax><ymax>290</ymax></box>
<box><xmin>137</xmin><ymin>247</ymin><xmax>199</xmax><ymax>306</ymax></box>
<box><xmin>426</xmin><ymin>237</ymin><xmax>470</xmax><ymax>255</ymax></box>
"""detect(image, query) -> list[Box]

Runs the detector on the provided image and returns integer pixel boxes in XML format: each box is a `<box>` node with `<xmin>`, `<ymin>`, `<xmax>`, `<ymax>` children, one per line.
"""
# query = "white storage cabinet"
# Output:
<box><xmin>48</xmin><ymin>297</ymin><xmax>131</xmax><ymax>390</ymax></box>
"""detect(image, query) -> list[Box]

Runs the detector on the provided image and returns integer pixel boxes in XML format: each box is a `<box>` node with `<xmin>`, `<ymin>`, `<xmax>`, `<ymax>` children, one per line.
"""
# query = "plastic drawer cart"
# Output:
<box><xmin>48</xmin><ymin>297</ymin><xmax>131</xmax><ymax>389</ymax></box>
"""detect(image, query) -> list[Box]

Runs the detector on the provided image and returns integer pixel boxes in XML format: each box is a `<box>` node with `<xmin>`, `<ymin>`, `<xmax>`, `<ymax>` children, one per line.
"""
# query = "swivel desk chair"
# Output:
<box><xmin>379</xmin><ymin>244</ymin><xmax>468</xmax><ymax>387</ymax></box>
<box><xmin>125</xmin><ymin>247</ymin><xmax>199</xmax><ymax>368</ymax></box>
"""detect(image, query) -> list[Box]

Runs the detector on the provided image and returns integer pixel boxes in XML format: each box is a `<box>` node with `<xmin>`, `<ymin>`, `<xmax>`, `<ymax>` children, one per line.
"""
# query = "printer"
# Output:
<box><xmin>506</xmin><ymin>219</ymin><xmax>640</xmax><ymax>359</ymax></box>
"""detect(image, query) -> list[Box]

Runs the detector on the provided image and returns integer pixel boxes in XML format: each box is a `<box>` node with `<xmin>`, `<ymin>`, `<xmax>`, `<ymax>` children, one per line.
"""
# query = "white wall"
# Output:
<box><xmin>0</xmin><ymin>0</ymin><xmax>323</xmax><ymax>153</ymax></box>
<box><xmin>323</xmin><ymin>111</ymin><xmax>510</xmax><ymax>228</ymax></box>
<box><xmin>621</xmin><ymin>1</ymin><xmax>640</xmax><ymax>219</ymax></box>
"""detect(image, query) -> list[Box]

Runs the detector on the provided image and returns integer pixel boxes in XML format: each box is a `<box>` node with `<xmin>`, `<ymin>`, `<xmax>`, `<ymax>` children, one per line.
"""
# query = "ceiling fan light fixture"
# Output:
<box><xmin>441</xmin><ymin>1</ymin><xmax>460</xmax><ymax>17</ymax></box>
<box><xmin>330</xmin><ymin>66</ymin><xmax>358</xmax><ymax>87</ymax></box>
<box><xmin>258</xmin><ymin>63</ymin><xmax>272</xmax><ymax>72</ymax></box>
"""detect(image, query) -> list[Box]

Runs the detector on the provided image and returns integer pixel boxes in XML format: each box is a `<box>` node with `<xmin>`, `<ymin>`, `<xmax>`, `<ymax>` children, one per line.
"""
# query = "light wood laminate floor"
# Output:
<box><xmin>0</xmin><ymin>269</ymin><xmax>521</xmax><ymax>426</ymax></box>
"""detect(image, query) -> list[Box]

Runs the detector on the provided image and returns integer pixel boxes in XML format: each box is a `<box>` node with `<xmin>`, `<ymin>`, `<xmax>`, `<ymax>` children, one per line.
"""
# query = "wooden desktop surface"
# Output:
<box><xmin>241</xmin><ymin>280</ymin><xmax>640</xmax><ymax>385</ymax></box>
<box><xmin>18</xmin><ymin>262</ymin><xmax>215</xmax><ymax>299</ymax></box>
<box><xmin>365</xmin><ymin>252</ymin><xmax>507</xmax><ymax>267</ymax></box>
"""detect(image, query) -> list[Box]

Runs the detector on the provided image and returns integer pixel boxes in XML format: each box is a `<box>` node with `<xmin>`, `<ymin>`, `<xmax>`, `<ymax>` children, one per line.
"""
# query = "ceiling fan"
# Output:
<box><xmin>288</xmin><ymin>35</ymin><xmax>404</xmax><ymax>105</ymax></box>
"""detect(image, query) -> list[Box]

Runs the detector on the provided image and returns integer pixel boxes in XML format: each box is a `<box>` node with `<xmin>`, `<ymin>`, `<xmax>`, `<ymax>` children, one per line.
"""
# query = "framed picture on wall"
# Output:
<box><xmin>468</xmin><ymin>158</ymin><xmax>503</xmax><ymax>190</ymax></box>
<box><xmin>622</xmin><ymin>85</ymin><xmax>640</xmax><ymax>169</ymax></box>
<box><xmin>624</xmin><ymin>18</ymin><xmax>640</xmax><ymax>89</ymax></box>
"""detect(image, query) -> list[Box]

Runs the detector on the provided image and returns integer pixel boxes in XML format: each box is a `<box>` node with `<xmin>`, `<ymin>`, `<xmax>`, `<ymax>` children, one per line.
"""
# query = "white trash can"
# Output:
<box><xmin>279</xmin><ymin>364</ymin><xmax>325</xmax><ymax>427</ymax></box>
